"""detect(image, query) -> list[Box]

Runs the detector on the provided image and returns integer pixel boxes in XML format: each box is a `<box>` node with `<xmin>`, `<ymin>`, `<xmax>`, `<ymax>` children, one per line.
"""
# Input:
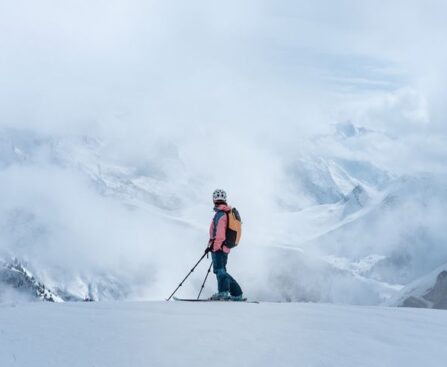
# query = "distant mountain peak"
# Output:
<box><xmin>335</xmin><ymin>122</ymin><xmax>371</xmax><ymax>139</ymax></box>
<box><xmin>342</xmin><ymin>184</ymin><xmax>369</xmax><ymax>216</ymax></box>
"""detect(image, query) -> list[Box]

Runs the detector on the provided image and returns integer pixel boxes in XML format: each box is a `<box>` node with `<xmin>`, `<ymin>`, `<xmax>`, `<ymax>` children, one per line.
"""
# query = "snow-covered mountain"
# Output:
<box><xmin>1</xmin><ymin>123</ymin><xmax>446</xmax><ymax>307</ymax></box>
<box><xmin>0</xmin><ymin>258</ymin><xmax>62</xmax><ymax>302</ymax></box>
<box><xmin>388</xmin><ymin>263</ymin><xmax>447</xmax><ymax>309</ymax></box>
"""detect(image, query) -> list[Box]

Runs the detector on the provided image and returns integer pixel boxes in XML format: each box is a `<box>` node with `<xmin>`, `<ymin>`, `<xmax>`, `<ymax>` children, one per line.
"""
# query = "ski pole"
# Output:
<box><xmin>197</xmin><ymin>261</ymin><xmax>213</xmax><ymax>300</ymax></box>
<box><xmin>166</xmin><ymin>251</ymin><xmax>208</xmax><ymax>301</ymax></box>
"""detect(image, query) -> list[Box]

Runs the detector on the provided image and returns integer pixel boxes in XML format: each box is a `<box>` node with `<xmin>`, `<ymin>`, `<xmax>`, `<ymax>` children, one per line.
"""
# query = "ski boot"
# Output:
<box><xmin>230</xmin><ymin>294</ymin><xmax>245</xmax><ymax>302</ymax></box>
<box><xmin>210</xmin><ymin>291</ymin><xmax>230</xmax><ymax>301</ymax></box>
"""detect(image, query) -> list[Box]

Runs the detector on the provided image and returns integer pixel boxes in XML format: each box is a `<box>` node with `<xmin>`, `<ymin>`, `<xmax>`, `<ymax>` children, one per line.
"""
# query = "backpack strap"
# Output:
<box><xmin>224</xmin><ymin>211</ymin><xmax>231</xmax><ymax>248</ymax></box>
<box><xmin>212</xmin><ymin>210</ymin><xmax>226</xmax><ymax>239</ymax></box>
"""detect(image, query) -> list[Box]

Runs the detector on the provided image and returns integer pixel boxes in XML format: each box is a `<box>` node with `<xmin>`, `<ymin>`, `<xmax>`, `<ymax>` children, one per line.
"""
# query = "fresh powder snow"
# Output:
<box><xmin>1</xmin><ymin>301</ymin><xmax>447</xmax><ymax>367</ymax></box>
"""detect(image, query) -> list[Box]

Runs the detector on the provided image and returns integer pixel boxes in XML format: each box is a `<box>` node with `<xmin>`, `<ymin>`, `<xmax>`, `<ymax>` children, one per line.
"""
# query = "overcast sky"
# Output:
<box><xmin>1</xmin><ymin>0</ymin><xmax>446</xmax><ymax>139</ymax></box>
<box><xmin>1</xmin><ymin>0</ymin><xmax>446</xmax><ymax>214</ymax></box>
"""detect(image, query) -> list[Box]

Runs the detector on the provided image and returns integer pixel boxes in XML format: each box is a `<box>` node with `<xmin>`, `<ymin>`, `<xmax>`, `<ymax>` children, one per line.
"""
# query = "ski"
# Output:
<box><xmin>172</xmin><ymin>296</ymin><xmax>258</xmax><ymax>303</ymax></box>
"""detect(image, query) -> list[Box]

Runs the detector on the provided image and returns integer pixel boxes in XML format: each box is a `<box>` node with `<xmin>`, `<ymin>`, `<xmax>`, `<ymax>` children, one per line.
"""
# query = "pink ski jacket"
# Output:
<box><xmin>209</xmin><ymin>203</ymin><xmax>232</xmax><ymax>253</ymax></box>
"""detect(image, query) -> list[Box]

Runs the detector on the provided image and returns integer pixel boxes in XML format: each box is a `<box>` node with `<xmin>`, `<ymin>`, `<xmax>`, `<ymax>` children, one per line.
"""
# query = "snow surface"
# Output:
<box><xmin>1</xmin><ymin>301</ymin><xmax>447</xmax><ymax>367</ymax></box>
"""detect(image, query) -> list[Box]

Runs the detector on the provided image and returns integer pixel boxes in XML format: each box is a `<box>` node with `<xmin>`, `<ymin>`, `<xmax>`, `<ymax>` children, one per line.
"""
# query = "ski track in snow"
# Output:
<box><xmin>1</xmin><ymin>301</ymin><xmax>447</xmax><ymax>367</ymax></box>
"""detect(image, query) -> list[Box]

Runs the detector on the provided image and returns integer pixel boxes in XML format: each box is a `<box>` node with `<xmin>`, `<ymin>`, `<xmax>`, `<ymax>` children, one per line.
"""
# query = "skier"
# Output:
<box><xmin>206</xmin><ymin>189</ymin><xmax>244</xmax><ymax>301</ymax></box>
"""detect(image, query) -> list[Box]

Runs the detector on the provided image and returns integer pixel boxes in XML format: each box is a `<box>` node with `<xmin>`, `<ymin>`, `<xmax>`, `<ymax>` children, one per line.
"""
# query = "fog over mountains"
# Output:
<box><xmin>1</xmin><ymin>121</ymin><xmax>446</xmax><ymax>307</ymax></box>
<box><xmin>1</xmin><ymin>1</ymin><xmax>447</xmax><ymax>307</ymax></box>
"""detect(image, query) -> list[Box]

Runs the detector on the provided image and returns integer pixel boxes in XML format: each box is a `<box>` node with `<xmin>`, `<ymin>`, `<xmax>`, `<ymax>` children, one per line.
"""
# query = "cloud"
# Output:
<box><xmin>1</xmin><ymin>1</ymin><xmax>445</xmax><ymax>138</ymax></box>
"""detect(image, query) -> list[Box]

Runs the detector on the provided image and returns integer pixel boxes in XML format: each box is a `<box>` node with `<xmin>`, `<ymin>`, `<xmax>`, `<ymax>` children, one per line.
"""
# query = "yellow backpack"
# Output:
<box><xmin>224</xmin><ymin>208</ymin><xmax>242</xmax><ymax>248</ymax></box>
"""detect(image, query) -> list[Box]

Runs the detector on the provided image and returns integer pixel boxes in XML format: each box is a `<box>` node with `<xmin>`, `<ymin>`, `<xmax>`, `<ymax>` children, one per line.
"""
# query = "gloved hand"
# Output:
<box><xmin>205</xmin><ymin>240</ymin><xmax>213</xmax><ymax>254</ymax></box>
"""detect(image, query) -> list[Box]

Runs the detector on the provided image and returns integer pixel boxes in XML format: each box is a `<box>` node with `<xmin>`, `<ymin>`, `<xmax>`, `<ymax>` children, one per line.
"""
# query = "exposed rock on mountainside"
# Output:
<box><xmin>399</xmin><ymin>271</ymin><xmax>447</xmax><ymax>309</ymax></box>
<box><xmin>343</xmin><ymin>185</ymin><xmax>369</xmax><ymax>216</ymax></box>
<box><xmin>390</xmin><ymin>266</ymin><xmax>447</xmax><ymax>310</ymax></box>
<box><xmin>0</xmin><ymin>259</ymin><xmax>61</xmax><ymax>302</ymax></box>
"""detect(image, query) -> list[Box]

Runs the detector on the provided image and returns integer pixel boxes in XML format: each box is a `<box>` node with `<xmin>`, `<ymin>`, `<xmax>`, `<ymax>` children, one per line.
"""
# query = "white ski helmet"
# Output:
<box><xmin>212</xmin><ymin>189</ymin><xmax>227</xmax><ymax>202</ymax></box>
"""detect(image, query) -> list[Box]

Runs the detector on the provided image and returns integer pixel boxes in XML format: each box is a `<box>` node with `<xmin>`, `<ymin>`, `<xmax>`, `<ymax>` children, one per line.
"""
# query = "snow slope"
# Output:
<box><xmin>1</xmin><ymin>301</ymin><xmax>447</xmax><ymax>367</ymax></box>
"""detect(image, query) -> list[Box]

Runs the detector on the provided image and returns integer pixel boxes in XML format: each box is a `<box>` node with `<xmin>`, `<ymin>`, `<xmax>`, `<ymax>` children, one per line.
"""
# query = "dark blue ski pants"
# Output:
<box><xmin>211</xmin><ymin>250</ymin><xmax>242</xmax><ymax>296</ymax></box>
